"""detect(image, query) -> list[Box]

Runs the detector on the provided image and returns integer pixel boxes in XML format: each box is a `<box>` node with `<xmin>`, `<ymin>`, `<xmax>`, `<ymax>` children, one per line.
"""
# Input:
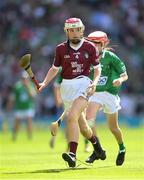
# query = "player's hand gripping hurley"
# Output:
<box><xmin>19</xmin><ymin>54</ymin><xmax>40</xmax><ymax>89</ymax></box>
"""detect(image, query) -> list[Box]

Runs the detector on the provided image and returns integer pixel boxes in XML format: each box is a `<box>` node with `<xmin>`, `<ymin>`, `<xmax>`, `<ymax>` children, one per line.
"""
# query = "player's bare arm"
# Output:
<box><xmin>38</xmin><ymin>66</ymin><xmax>59</xmax><ymax>92</ymax></box>
<box><xmin>113</xmin><ymin>72</ymin><xmax>128</xmax><ymax>87</ymax></box>
<box><xmin>87</xmin><ymin>66</ymin><xmax>101</xmax><ymax>96</ymax></box>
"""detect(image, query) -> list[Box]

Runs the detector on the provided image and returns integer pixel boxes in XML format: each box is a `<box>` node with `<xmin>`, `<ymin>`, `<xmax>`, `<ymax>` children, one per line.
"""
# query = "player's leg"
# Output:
<box><xmin>12</xmin><ymin>117</ymin><xmax>20</xmax><ymax>141</ymax></box>
<box><xmin>26</xmin><ymin>116</ymin><xmax>33</xmax><ymax>139</ymax></box>
<box><xmin>49</xmin><ymin>136</ymin><xmax>56</xmax><ymax>148</ymax></box>
<box><xmin>84</xmin><ymin>120</ymin><xmax>97</xmax><ymax>153</ymax></box>
<box><xmin>86</xmin><ymin>101</ymin><xmax>106</xmax><ymax>163</ymax></box>
<box><xmin>62</xmin><ymin>96</ymin><xmax>88</xmax><ymax>167</ymax></box>
<box><xmin>82</xmin><ymin>110</ymin><xmax>91</xmax><ymax>152</ymax></box>
<box><xmin>84</xmin><ymin>102</ymin><xmax>99</xmax><ymax>152</ymax></box>
<box><xmin>78</xmin><ymin>110</ymin><xmax>106</xmax><ymax>164</ymax></box>
<box><xmin>61</xmin><ymin>76</ymin><xmax>95</xmax><ymax>167</ymax></box>
<box><xmin>107</xmin><ymin>112</ymin><xmax>126</xmax><ymax>166</ymax></box>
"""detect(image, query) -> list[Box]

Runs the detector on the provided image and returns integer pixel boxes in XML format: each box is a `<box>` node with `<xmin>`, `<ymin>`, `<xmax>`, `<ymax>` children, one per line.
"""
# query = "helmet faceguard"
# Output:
<box><xmin>87</xmin><ymin>31</ymin><xmax>109</xmax><ymax>47</ymax></box>
<box><xmin>64</xmin><ymin>18</ymin><xmax>85</xmax><ymax>32</ymax></box>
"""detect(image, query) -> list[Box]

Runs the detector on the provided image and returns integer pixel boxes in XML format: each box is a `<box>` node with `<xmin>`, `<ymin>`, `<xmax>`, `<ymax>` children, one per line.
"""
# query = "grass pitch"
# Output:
<box><xmin>0</xmin><ymin>124</ymin><xmax>144</xmax><ymax>180</ymax></box>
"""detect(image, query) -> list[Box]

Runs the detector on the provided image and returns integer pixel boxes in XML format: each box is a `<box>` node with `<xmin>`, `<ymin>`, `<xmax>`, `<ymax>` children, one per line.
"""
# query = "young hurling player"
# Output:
<box><xmin>85</xmin><ymin>31</ymin><xmax>128</xmax><ymax>166</ymax></box>
<box><xmin>38</xmin><ymin>18</ymin><xmax>105</xmax><ymax>167</ymax></box>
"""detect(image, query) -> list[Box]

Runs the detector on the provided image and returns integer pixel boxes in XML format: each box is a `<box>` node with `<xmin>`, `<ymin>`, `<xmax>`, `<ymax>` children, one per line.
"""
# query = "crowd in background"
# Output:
<box><xmin>0</xmin><ymin>0</ymin><xmax>144</xmax><ymax>125</ymax></box>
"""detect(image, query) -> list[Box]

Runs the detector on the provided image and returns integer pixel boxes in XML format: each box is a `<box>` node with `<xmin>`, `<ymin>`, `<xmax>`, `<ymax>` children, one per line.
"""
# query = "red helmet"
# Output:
<box><xmin>87</xmin><ymin>31</ymin><xmax>109</xmax><ymax>46</ymax></box>
<box><xmin>64</xmin><ymin>18</ymin><xmax>85</xmax><ymax>31</ymax></box>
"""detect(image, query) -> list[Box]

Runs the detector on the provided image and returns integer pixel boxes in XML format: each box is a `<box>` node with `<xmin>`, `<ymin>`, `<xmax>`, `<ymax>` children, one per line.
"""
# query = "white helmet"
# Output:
<box><xmin>64</xmin><ymin>18</ymin><xmax>85</xmax><ymax>31</ymax></box>
<box><xmin>87</xmin><ymin>31</ymin><xmax>109</xmax><ymax>46</ymax></box>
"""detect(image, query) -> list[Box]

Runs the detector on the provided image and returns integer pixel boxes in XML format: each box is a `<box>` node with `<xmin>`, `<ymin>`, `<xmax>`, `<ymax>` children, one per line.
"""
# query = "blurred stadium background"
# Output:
<box><xmin>0</xmin><ymin>0</ymin><xmax>144</xmax><ymax>131</ymax></box>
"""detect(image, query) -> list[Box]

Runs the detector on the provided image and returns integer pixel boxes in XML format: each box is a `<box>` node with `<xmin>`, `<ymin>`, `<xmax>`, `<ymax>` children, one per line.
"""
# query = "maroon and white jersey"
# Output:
<box><xmin>53</xmin><ymin>38</ymin><xmax>99</xmax><ymax>79</ymax></box>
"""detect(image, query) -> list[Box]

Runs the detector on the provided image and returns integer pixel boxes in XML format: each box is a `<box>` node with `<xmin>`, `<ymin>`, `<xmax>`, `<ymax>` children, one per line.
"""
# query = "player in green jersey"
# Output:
<box><xmin>7</xmin><ymin>71</ymin><xmax>36</xmax><ymax>140</ymax></box>
<box><xmin>85</xmin><ymin>31</ymin><xmax>128</xmax><ymax>166</ymax></box>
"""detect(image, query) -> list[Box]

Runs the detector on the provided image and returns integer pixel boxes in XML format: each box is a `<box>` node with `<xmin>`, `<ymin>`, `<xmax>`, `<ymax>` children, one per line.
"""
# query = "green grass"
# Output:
<box><xmin>0</xmin><ymin>125</ymin><xmax>144</xmax><ymax>180</ymax></box>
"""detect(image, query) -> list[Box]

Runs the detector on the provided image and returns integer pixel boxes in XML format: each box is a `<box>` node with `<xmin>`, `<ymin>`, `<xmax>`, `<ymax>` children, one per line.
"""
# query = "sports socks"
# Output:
<box><xmin>119</xmin><ymin>143</ymin><xmax>126</xmax><ymax>152</ymax></box>
<box><xmin>69</xmin><ymin>142</ymin><xmax>78</xmax><ymax>156</ymax></box>
<box><xmin>88</xmin><ymin>135</ymin><xmax>97</xmax><ymax>144</ymax></box>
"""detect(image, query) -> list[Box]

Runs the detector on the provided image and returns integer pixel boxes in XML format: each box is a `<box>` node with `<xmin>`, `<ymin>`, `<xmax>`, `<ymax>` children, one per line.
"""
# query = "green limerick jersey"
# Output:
<box><xmin>90</xmin><ymin>50</ymin><xmax>127</xmax><ymax>95</ymax></box>
<box><xmin>13</xmin><ymin>81</ymin><xmax>35</xmax><ymax>110</ymax></box>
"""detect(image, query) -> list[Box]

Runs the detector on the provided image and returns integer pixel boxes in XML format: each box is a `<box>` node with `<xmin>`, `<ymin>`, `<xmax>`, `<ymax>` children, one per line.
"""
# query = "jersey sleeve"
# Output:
<box><xmin>109</xmin><ymin>51</ymin><xmax>127</xmax><ymax>75</ymax></box>
<box><xmin>53</xmin><ymin>46</ymin><xmax>61</xmax><ymax>68</ymax></box>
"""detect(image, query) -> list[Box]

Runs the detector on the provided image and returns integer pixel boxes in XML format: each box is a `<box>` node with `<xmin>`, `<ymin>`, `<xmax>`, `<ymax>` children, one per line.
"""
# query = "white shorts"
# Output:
<box><xmin>15</xmin><ymin>109</ymin><xmax>35</xmax><ymax>119</ymax></box>
<box><xmin>60</xmin><ymin>76</ymin><xmax>92</xmax><ymax>110</ymax></box>
<box><xmin>89</xmin><ymin>91</ymin><xmax>121</xmax><ymax>114</ymax></box>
